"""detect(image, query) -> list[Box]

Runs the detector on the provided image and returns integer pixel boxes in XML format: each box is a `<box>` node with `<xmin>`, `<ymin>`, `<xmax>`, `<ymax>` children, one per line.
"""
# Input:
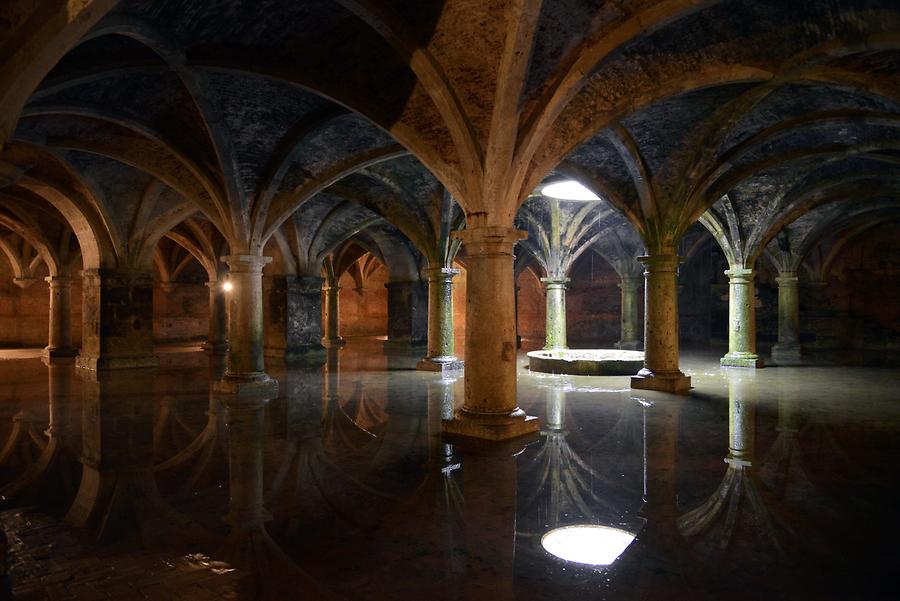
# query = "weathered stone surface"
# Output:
<box><xmin>528</xmin><ymin>349</ymin><xmax>644</xmax><ymax>376</ymax></box>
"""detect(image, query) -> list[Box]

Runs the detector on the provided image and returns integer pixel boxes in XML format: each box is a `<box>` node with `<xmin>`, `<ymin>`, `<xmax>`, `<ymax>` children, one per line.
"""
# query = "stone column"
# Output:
<box><xmin>42</xmin><ymin>275</ymin><xmax>78</xmax><ymax>360</ymax></box>
<box><xmin>265</xmin><ymin>275</ymin><xmax>325</xmax><ymax>362</ymax></box>
<box><xmin>215</xmin><ymin>254</ymin><xmax>277</xmax><ymax>395</ymax></box>
<box><xmin>417</xmin><ymin>267</ymin><xmax>463</xmax><ymax>372</ymax></box>
<box><xmin>631</xmin><ymin>254</ymin><xmax>691</xmax><ymax>394</ymax></box>
<box><xmin>76</xmin><ymin>270</ymin><xmax>157</xmax><ymax>371</ymax></box>
<box><xmin>385</xmin><ymin>280</ymin><xmax>428</xmax><ymax>348</ymax></box>
<box><xmin>201</xmin><ymin>280</ymin><xmax>228</xmax><ymax>355</ymax></box>
<box><xmin>443</xmin><ymin>227</ymin><xmax>538</xmax><ymax>440</ymax></box>
<box><xmin>541</xmin><ymin>277</ymin><xmax>569</xmax><ymax>350</ymax></box>
<box><xmin>771</xmin><ymin>271</ymin><xmax>802</xmax><ymax>365</ymax></box>
<box><xmin>720</xmin><ymin>267</ymin><xmax>763</xmax><ymax>368</ymax></box>
<box><xmin>322</xmin><ymin>284</ymin><xmax>345</xmax><ymax>348</ymax></box>
<box><xmin>615</xmin><ymin>275</ymin><xmax>642</xmax><ymax>350</ymax></box>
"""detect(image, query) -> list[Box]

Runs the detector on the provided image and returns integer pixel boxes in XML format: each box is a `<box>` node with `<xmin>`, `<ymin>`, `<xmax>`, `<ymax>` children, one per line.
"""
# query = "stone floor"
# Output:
<box><xmin>0</xmin><ymin>338</ymin><xmax>898</xmax><ymax>600</ymax></box>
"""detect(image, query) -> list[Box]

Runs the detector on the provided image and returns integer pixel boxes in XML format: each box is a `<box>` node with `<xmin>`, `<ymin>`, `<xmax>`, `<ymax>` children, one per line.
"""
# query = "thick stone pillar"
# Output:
<box><xmin>444</xmin><ymin>227</ymin><xmax>538</xmax><ymax>441</ymax></box>
<box><xmin>631</xmin><ymin>254</ymin><xmax>691</xmax><ymax>394</ymax></box>
<box><xmin>42</xmin><ymin>275</ymin><xmax>78</xmax><ymax>360</ymax></box>
<box><xmin>720</xmin><ymin>267</ymin><xmax>763</xmax><ymax>368</ymax></box>
<box><xmin>266</xmin><ymin>275</ymin><xmax>325</xmax><ymax>361</ymax></box>
<box><xmin>771</xmin><ymin>271</ymin><xmax>802</xmax><ymax>365</ymax></box>
<box><xmin>216</xmin><ymin>255</ymin><xmax>277</xmax><ymax>395</ymax></box>
<box><xmin>541</xmin><ymin>277</ymin><xmax>568</xmax><ymax>350</ymax></box>
<box><xmin>615</xmin><ymin>275</ymin><xmax>642</xmax><ymax>350</ymax></box>
<box><xmin>385</xmin><ymin>280</ymin><xmax>428</xmax><ymax>347</ymax></box>
<box><xmin>417</xmin><ymin>267</ymin><xmax>463</xmax><ymax>372</ymax></box>
<box><xmin>202</xmin><ymin>280</ymin><xmax>228</xmax><ymax>355</ymax></box>
<box><xmin>322</xmin><ymin>284</ymin><xmax>345</xmax><ymax>348</ymax></box>
<box><xmin>76</xmin><ymin>270</ymin><xmax>157</xmax><ymax>371</ymax></box>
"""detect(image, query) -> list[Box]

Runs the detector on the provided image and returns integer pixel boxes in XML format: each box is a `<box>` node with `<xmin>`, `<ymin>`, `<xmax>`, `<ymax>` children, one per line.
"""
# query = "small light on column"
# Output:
<box><xmin>222</xmin><ymin>280</ymin><xmax>233</xmax><ymax>292</ymax></box>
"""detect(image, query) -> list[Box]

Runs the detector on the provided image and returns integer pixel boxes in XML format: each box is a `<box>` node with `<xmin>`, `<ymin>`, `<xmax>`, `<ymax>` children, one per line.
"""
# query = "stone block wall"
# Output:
<box><xmin>152</xmin><ymin>283</ymin><xmax>209</xmax><ymax>343</ymax></box>
<box><xmin>0</xmin><ymin>261</ymin><xmax>83</xmax><ymax>348</ymax></box>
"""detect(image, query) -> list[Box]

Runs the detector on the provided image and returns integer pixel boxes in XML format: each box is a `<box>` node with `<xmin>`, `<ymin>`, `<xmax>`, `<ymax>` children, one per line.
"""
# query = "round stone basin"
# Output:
<box><xmin>527</xmin><ymin>349</ymin><xmax>644</xmax><ymax>376</ymax></box>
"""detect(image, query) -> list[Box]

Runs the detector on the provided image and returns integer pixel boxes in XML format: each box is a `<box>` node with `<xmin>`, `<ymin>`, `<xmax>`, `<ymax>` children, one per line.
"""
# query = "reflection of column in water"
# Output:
<box><xmin>215</xmin><ymin>390</ymin><xmax>337</xmax><ymax>600</ymax></box>
<box><xmin>66</xmin><ymin>369</ymin><xmax>208</xmax><ymax>546</ymax></box>
<box><xmin>677</xmin><ymin>371</ymin><xmax>786</xmax><ymax>561</ymax></box>
<box><xmin>0</xmin><ymin>358</ymin><xmax>79</xmax><ymax>513</ymax></box>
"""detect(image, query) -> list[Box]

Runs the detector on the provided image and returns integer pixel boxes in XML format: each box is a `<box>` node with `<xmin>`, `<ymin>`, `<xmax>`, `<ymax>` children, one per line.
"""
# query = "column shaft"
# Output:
<box><xmin>615</xmin><ymin>276</ymin><xmax>642</xmax><ymax>350</ymax></box>
<box><xmin>385</xmin><ymin>280</ymin><xmax>428</xmax><ymax>347</ymax></box>
<box><xmin>772</xmin><ymin>272</ymin><xmax>802</xmax><ymax>364</ymax></box>
<box><xmin>720</xmin><ymin>267</ymin><xmax>763</xmax><ymax>368</ymax></box>
<box><xmin>202</xmin><ymin>281</ymin><xmax>228</xmax><ymax>354</ymax></box>
<box><xmin>76</xmin><ymin>270</ymin><xmax>157</xmax><ymax>371</ymax></box>
<box><xmin>322</xmin><ymin>285</ymin><xmax>345</xmax><ymax>348</ymax></box>
<box><xmin>216</xmin><ymin>254</ymin><xmax>277</xmax><ymax>395</ymax></box>
<box><xmin>417</xmin><ymin>267</ymin><xmax>462</xmax><ymax>372</ymax></box>
<box><xmin>541</xmin><ymin>277</ymin><xmax>568</xmax><ymax>350</ymax></box>
<box><xmin>443</xmin><ymin>227</ymin><xmax>538</xmax><ymax>440</ymax></box>
<box><xmin>631</xmin><ymin>253</ymin><xmax>691</xmax><ymax>393</ymax></box>
<box><xmin>43</xmin><ymin>275</ymin><xmax>77</xmax><ymax>359</ymax></box>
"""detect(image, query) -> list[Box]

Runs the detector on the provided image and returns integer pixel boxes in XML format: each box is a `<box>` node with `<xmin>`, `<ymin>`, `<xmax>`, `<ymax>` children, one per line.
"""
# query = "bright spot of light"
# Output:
<box><xmin>222</xmin><ymin>281</ymin><xmax>233</xmax><ymax>292</ymax></box>
<box><xmin>541</xmin><ymin>180</ymin><xmax>601</xmax><ymax>201</ymax></box>
<box><xmin>541</xmin><ymin>525</ymin><xmax>636</xmax><ymax>566</ymax></box>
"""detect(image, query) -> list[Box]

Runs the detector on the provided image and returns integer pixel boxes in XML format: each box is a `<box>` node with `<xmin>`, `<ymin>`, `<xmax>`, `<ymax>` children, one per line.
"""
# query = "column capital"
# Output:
<box><xmin>776</xmin><ymin>272</ymin><xmax>799</xmax><ymax>286</ymax></box>
<box><xmin>426</xmin><ymin>266</ymin><xmax>461</xmax><ymax>282</ymax></box>
<box><xmin>323</xmin><ymin>284</ymin><xmax>341</xmax><ymax>293</ymax></box>
<box><xmin>724</xmin><ymin>267</ymin><xmax>755</xmax><ymax>282</ymax></box>
<box><xmin>540</xmin><ymin>276</ymin><xmax>569</xmax><ymax>288</ymax></box>
<box><xmin>637</xmin><ymin>254</ymin><xmax>682</xmax><ymax>271</ymax></box>
<box><xmin>12</xmin><ymin>276</ymin><xmax>37</xmax><ymax>288</ymax></box>
<box><xmin>452</xmin><ymin>226</ymin><xmax>526</xmax><ymax>256</ymax></box>
<box><xmin>617</xmin><ymin>275</ymin><xmax>641</xmax><ymax>291</ymax></box>
<box><xmin>44</xmin><ymin>275</ymin><xmax>72</xmax><ymax>286</ymax></box>
<box><xmin>221</xmin><ymin>254</ymin><xmax>272</xmax><ymax>273</ymax></box>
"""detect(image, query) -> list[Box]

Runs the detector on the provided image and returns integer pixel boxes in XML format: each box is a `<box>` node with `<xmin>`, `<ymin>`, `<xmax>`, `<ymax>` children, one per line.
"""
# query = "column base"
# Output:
<box><xmin>76</xmin><ymin>353</ymin><xmax>159</xmax><ymax>371</ymax></box>
<box><xmin>322</xmin><ymin>337</ymin><xmax>346</xmax><ymax>349</ymax></box>
<box><xmin>201</xmin><ymin>341</ymin><xmax>228</xmax><ymax>355</ymax></box>
<box><xmin>720</xmin><ymin>353</ymin><xmax>764</xmax><ymax>368</ymax></box>
<box><xmin>615</xmin><ymin>340</ymin><xmax>642</xmax><ymax>351</ymax></box>
<box><xmin>416</xmin><ymin>356</ymin><xmax>464</xmax><ymax>374</ymax></box>
<box><xmin>631</xmin><ymin>368</ymin><xmax>692</xmax><ymax>394</ymax></box>
<box><xmin>213</xmin><ymin>373</ymin><xmax>279</xmax><ymax>396</ymax></box>
<box><xmin>442</xmin><ymin>408</ymin><xmax>539</xmax><ymax>441</ymax></box>
<box><xmin>771</xmin><ymin>344</ymin><xmax>803</xmax><ymax>366</ymax></box>
<box><xmin>41</xmin><ymin>346</ymin><xmax>79</xmax><ymax>360</ymax></box>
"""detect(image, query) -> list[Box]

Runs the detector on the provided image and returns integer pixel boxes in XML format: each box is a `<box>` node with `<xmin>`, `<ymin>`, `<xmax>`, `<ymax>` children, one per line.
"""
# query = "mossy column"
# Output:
<box><xmin>322</xmin><ymin>284</ymin><xmax>345</xmax><ymax>348</ymax></box>
<box><xmin>771</xmin><ymin>271</ymin><xmax>802</xmax><ymax>365</ymax></box>
<box><xmin>216</xmin><ymin>254</ymin><xmax>277</xmax><ymax>395</ymax></box>
<box><xmin>631</xmin><ymin>253</ymin><xmax>691</xmax><ymax>394</ymax></box>
<box><xmin>720</xmin><ymin>267</ymin><xmax>763</xmax><ymax>368</ymax></box>
<box><xmin>202</xmin><ymin>280</ymin><xmax>228</xmax><ymax>355</ymax></box>
<box><xmin>43</xmin><ymin>275</ymin><xmax>77</xmax><ymax>360</ymax></box>
<box><xmin>615</xmin><ymin>276</ymin><xmax>642</xmax><ymax>350</ymax></box>
<box><xmin>417</xmin><ymin>267</ymin><xmax>462</xmax><ymax>372</ymax></box>
<box><xmin>541</xmin><ymin>277</ymin><xmax>568</xmax><ymax>350</ymax></box>
<box><xmin>443</xmin><ymin>227</ymin><xmax>538</xmax><ymax>440</ymax></box>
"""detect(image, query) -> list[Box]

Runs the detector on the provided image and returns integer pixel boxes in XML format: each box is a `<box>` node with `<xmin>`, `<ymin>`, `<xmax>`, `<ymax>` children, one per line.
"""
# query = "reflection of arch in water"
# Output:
<box><xmin>154</xmin><ymin>394</ymin><xmax>228</xmax><ymax>495</ymax></box>
<box><xmin>0</xmin><ymin>361</ymin><xmax>81</xmax><ymax>513</ymax></box>
<box><xmin>517</xmin><ymin>386</ymin><xmax>647</xmax><ymax>543</ymax></box>
<box><xmin>677</xmin><ymin>374</ymin><xmax>789</xmax><ymax>570</ymax></box>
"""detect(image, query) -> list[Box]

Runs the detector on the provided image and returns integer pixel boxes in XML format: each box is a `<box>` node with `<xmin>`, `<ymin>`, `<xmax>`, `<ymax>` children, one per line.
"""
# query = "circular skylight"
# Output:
<box><xmin>541</xmin><ymin>180</ymin><xmax>600</xmax><ymax>201</ymax></box>
<box><xmin>541</xmin><ymin>525</ymin><xmax>636</xmax><ymax>566</ymax></box>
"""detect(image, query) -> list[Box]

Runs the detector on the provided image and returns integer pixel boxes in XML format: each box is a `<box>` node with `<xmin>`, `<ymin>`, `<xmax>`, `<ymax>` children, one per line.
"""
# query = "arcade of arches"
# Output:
<box><xmin>0</xmin><ymin>1</ymin><xmax>899</xmax><ymax>599</ymax></box>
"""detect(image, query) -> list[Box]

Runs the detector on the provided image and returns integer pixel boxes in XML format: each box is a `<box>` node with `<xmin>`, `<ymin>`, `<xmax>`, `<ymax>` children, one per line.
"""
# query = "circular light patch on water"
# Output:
<box><xmin>541</xmin><ymin>180</ymin><xmax>601</xmax><ymax>201</ymax></box>
<box><xmin>541</xmin><ymin>525</ymin><xmax>636</xmax><ymax>566</ymax></box>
